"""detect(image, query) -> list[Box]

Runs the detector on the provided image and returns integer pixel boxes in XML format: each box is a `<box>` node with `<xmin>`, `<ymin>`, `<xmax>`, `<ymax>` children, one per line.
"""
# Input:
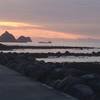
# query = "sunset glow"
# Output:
<box><xmin>7</xmin><ymin>29</ymin><xmax>81</xmax><ymax>39</ymax></box>
<box><xmin>0</xmin><ymin>21</ymin><xmax>41</xmax><ymax>27</ymax></box>
<box><xmin>0</xmin><ymin>0</ymin><xmax>99</xmax><ymax>40</ymax></box>
<box><xmin>0</xmin><ymin>21</ymin><xmax>82</xmax><ymax>40</ymax></box>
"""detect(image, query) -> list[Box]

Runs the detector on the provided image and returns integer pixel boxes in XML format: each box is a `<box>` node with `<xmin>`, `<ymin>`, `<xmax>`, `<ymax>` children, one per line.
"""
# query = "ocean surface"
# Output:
<box><xmin>1</xmin><ymin>40</ymin><xmax>100</xmax><ymax>47</ymax></box>
<box><xmin>1</xmin><ymin>40</ymin><xmax>100</xmax><ymax>63</ymax></box>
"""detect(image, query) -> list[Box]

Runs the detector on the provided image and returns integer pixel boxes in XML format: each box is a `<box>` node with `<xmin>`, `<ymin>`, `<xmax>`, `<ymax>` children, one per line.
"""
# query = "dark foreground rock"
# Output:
<box><xmin>0</xmin><ymin>53</ymin><xmax>100</xmax><ymax>100</ymax></box>
<box><xmin>69</xmin><ymin>84</ymin><xmax>95</xmax><ymax>100</ymax></box>
<box><xmin>0</xmin><ymin>65</ymin><xmax>77</xmax><ymax>100</ymax></box>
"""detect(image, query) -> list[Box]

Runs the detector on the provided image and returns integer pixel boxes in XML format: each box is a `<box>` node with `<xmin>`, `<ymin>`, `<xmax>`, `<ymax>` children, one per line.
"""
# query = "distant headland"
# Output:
<box><xmin>0</xmin><ymin>31</ymin><xmax>32</xmax><ymax>42</ymax></box>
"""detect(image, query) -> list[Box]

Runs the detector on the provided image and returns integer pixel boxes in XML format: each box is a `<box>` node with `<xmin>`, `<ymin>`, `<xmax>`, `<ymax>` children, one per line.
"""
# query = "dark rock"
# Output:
<box><xmin>0</xmin><ymin>53</ymin><xmax>8</xmax><ymax>64</ymax></box>
<box><xmin>0</xmin><ymin>31</ymin><xmax>32</xmax><ymax>43</ymax></box>
<box><xmin>48</xmin><ymin>68</ymin><xmax>64</xmax><ymax>80</ymax></box>
<box><xmin>0</xmin><ymin>53</ymin><xmax>100</xmax><ymax>100</ymax></box>
<box><xmin>0</xmin><ymin>43</ymin><xmax>9</xmax><ymax>50</ymax></box>
<box><xmin>81</xmin><ymin>74</ymin><xmax>98</xmax><ymax>81</ymax></box>
<box><xmin>87</xmin><ymin>79</ymin><xmax>100</xmax><ymax>92</ymax></box>
<box><xmin>17</xmin><ymin>36</ymin><xmax>32</xmax><ymax>42</ymax></box>
<box><xmin>64</xmin><ymin>68</ymin><xmax>85</xmax><ymax>77</ymax></box>
<box><xmin>54</xmin><ymin>76</ymin><xmax>82</xmax><ymax>91</ymax></box>
<box><xmin>0</xmin><ymin>31</ymin><xmax>16</xmax><ymax>42</ymax></box>
<box><xmin>69</xmin><ymin>84</ymin><xmax>95</xmax><ymax>100</ymax></box>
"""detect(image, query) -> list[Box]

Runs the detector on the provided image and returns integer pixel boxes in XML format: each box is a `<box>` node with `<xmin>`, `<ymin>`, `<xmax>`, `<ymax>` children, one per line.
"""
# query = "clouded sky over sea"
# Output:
<box><xmin>0</xmin><ymin>0</ymin><xmax>100</xmax><ymax>39</ymax></box>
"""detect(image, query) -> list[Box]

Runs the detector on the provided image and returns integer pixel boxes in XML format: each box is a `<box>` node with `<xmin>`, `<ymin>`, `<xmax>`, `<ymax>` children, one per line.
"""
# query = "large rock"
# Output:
<box><xmin>17</xmin><ymin>36</ymin><xmax>32</xmax><ymax>42</ymax></box>
<box><xmin>0</xmin><ymin>31</ymin><xmax>16</xmax><ymax>42</ymax></box>
<box><xmin>81</xmin><ymin>74</ymin><xmax>98</xmax><ymax>81</ymax></box>
<box><xmin>0</xmin><ymin>31</ymin><xmax>32</xmax><ymax>42</ymax></box>
<box><xmin>69</xmin><ymin>84</ymin><xmax>95</xmax><ymax>100</ymax></box>
<box><xmin>54</xmin><ymin>76</ymin><xmax>82</xmax><ymax>90</ymax></box>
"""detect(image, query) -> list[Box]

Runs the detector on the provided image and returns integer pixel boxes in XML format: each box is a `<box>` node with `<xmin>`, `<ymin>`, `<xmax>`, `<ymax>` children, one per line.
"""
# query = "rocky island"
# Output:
<box><xmin>0</xmin><ymin>31</ymin><xmax>32</xmax><ymax>42</ymax></box>
<box><xmin>17</xmin><ymin>36</ymin><xmax>32</xmax><ymax>42</ymax></box>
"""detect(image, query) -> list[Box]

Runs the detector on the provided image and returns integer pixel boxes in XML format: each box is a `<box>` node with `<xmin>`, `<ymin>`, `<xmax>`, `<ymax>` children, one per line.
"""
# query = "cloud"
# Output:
<box><xmin>0</xmin><ymin>21</ymin><xmax>44</xmax><ymax>30</ymax></box>
<box><xmin>0</xmin><ymin>21</ymin><xmax>82</xmax><ymax>39</ymax></box>
<box><xmin>0</xmin><ymin>0</ymin><xmax>100</xmax><ymax>39</ymax></box>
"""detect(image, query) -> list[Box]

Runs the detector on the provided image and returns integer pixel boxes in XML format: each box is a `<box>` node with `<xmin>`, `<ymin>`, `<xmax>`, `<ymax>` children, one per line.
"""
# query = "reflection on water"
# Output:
<box><xmin>37</xmin><ymin>56</ymin><xmax>100</xmax><ymax>63</ymax></box>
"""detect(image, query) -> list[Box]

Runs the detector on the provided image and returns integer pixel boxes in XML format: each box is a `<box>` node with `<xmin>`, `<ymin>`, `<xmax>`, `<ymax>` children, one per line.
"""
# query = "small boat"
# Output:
<box><xmin>38</xmin><ymin>41</ymin><xmax>52</xmax><ymax>44</ymax></box>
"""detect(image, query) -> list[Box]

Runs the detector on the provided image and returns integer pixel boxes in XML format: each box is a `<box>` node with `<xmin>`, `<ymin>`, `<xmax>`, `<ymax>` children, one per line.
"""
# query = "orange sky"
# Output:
<box><xmin>0</xmin><ymin>0</ymin><xmax>100</xmax><ymax>40</ymax></box>
<box><xmin>0</xmin><ymin>21</ymin><xmax>82</xmax><ymax>40</ymax></box>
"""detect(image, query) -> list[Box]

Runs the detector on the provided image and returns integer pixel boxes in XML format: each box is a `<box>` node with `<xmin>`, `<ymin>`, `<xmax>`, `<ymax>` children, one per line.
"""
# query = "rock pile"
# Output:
<box><xmin>0</xmin><ymin>53</ymin><xmax>100</xmax><ymax>100</ymax></box>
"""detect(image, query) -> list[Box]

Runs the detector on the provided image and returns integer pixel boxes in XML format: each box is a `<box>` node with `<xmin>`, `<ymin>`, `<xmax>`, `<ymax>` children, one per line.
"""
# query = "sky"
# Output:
<box><xmin>0</xmin><ymin>0</ymin><xmax>100</xmax><ymax>40</ymax></box>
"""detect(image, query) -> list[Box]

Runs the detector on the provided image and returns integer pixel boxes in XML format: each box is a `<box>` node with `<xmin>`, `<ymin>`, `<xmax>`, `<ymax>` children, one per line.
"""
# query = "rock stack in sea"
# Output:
<box><xmin>17</xmin><ymin>36</ymin><xmax>32</xmax><ymax>42</ymax></box>
<box><xmin>0</xmin><ymin>31</ymin><xmax>16</xmax><ymax>42</ymax></box>
<box><xmin>0</xmin><ymin>31</ymin><xmax>32</xmax><ymax>42</ymax></box>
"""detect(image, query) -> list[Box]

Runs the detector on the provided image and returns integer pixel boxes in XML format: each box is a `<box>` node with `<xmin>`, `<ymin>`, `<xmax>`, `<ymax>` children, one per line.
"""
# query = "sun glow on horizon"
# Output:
<box><xmin>0</xmin><ymin>21</ymin><xmax>82</xmax><ymax>40</ymax></box>
<box><xmin>0</xmin><ymin>21</ymin><xmax>41</xmax><ymax>28</ymax></box>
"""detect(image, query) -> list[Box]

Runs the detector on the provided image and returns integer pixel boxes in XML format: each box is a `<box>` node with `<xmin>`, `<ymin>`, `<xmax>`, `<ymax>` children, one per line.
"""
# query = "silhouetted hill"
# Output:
<box><xmin>0</xmin><ymin>31</ymin><xmax>32</xmax><ymax>42</ymax></box>
<box><xmin>17</xmin><ymin>36</ymin><xmax>32</xmax><ymax>42</ymax></box>
<box><xmin>0</xmin><ymin>31</ymin><xmax>16</xmax><ymax>42</ymax></box>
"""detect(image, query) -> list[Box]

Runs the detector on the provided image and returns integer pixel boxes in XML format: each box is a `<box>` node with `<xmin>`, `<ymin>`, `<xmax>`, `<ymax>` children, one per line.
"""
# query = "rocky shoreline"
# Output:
<box><xmin>1</xmin><ymin>43</ymin><xmax>100</xmax><ymax>57</ymax></box>
<box><xmin>0</xmin><ymin>52</ymin><xmax>100</xmax><ymax>100</ymax></box>
<box><xmin>21</xmin><ymin>51</ymin><xmax>100</xmax><ymax>58</ymax></box>
<box><xmin>4</xmin><ymin>45</ymin><xmax>96</xmax><ymax>50</ymax></box>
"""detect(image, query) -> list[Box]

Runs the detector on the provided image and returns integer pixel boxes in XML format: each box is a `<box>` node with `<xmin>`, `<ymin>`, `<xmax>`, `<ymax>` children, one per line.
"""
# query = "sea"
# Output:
<box><xmin>1</xmin><ymin>40</ymin><xmax>100</xmax><ymax>63</ymax></box>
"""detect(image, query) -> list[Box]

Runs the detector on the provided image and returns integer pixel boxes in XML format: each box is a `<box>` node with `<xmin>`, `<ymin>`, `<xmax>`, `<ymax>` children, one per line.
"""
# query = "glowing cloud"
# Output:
<box><xmin>0</xmin><ymin>21</ymin><xmax>41</xmax><ymax>28</ymax></box>
<box><xmin>0</xmin><ymin>21</ymin><xmax>82</xmax><ymax>40</ymax></box>
<box><xmin>2</xmin><ymin>28</ymin><xmax>82</xmax><ymax>39</ymax></box>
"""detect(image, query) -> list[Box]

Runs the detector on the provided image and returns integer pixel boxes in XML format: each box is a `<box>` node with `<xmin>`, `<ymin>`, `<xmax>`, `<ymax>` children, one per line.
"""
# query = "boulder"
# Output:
<box><xmin>0</xmin><ymin>31</ymin><xmax>16</xmax><ymax>42</ymax></box>
<box><xmin>54</xmin><ymin>76</ymin><xmax>82</xmax><ymax>91</ymax></box>
<box><xmin>69</xmin><ymin>84</ymin><xmax>95</xmax><ymax>100</ymax></box>
<box><xmin>17</xmin><ymin>36</ymin><xmax>32</xmax><ymax>42</ymax></box>
<box><xmin>81</xmin><ymin>74</ymin><xmax>98</xmax><ymax>81</ymax></box>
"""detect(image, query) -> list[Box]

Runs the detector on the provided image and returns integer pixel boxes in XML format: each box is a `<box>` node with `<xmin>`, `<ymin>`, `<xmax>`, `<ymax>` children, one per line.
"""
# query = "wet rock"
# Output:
<box><xmin>50</xmin><ymin>68</ymin><xmax>64</xmax><ymax>79</ymax></box>
<box><xmin>0</xmin><ymin>31</ymin><xmax>16</xmax><ymax>42</ymax></box>
<box><xmin>69</xmin><ymin>84</ymin><xmax>95</xmax><ymax>100</ymax></box>
<box><xmin>54</xmin><ymin>76</ymin><xmax>82</xmax><ymax>91</ymax></box>
<box><xmin>0</xmin><ymin>53</ymin><xmax>8</xmax><ymax>64</ymax></box>
<box><xmin>64</xmin><ymin>68</ymin><xmax>85</xmax><ymax>77</ymax></box>
<box><xmin>17</xmin><ymin>36</ymin><xmax>32</xmax><ymax>42</ymax></box>
<box><xmin>81</xmin><ymin>74</ymin><xmax>98</xmax><ymax>81</ymax></box>
<box><xmin>88</xmin><ymin>79</ymin><xmax>100</xmax><ymax>92</ymax></box>
<box><xmin>0</xmin><ymin>53</ymin><xmax>100</xmax><ymax>100</ymax></box>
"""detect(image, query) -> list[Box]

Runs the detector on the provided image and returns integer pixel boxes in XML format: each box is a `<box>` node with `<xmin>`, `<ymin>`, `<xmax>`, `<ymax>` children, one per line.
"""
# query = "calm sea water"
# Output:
<box><xmin>1</xmin><ymin>40</ymin><xmax>100</xmax><ymax>62</ymax></box>
<box><xmin>1</xmin><ymin>40</ymin><xmax>100</xmax><ymax>47</ymax></box>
